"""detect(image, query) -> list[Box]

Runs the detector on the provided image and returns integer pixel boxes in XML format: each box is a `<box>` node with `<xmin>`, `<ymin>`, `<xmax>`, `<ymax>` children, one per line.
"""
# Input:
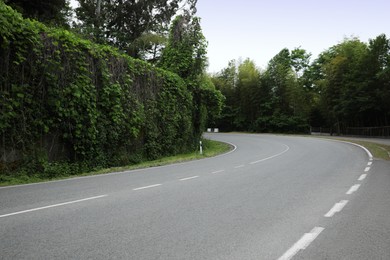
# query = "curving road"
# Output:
<box><xmin>1</xmin><ymin>133</ymin><xmax>389</xmax><ymax>259</ymax></box>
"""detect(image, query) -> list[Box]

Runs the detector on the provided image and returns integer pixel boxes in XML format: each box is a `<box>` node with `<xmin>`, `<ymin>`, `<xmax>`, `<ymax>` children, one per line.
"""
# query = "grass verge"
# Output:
<box><xmin>88</xmin><ymin>139</ymin><xmax>231</xmax><ymax>175</ymax></box>
<box><xmin>0</xmin><ymin>139</ymin><xmax>232</xmax><ymax>187</ymax></box>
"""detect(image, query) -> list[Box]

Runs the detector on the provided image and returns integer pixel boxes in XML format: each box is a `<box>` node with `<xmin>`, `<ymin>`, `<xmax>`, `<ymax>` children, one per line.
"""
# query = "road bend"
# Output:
<box><xmin>1</xmin><ymin>133</ymin><xmax>389</xmax><ymax>259</ymax></box>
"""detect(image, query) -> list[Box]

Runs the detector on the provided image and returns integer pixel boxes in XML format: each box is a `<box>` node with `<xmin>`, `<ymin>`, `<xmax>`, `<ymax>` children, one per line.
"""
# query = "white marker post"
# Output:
<box><xmin>199</xmin><ymin>140</ymin><xmax>203</xmax><ymax>155</ymax></box>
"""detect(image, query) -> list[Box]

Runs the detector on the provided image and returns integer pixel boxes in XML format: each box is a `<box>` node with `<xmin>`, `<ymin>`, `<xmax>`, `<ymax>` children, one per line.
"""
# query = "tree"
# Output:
<box><xmin>260</xmin><ymin>49</ymin><xmax>308</xmax><ymax>132</ymax></box>
<box><xmin>159</xmin><ymin>14</ymin><xmax>223</xmax><ymax>138</ymax></box>
<box><xmin>235</xmin><ymin>58</ymin><xmax>261</xmax><ymax>130</ymax></box>
<box><xmin>214</xmin><ymin>49</ymin><xmax>313</xmax><ymax>133</ymax></box>
<box><xmin>75</xmin><ymin>0</ymin><xmax>197</xmax><ymax>60</ymax></box>
<box><xmin>364</xmin><ymin>34</ymin><xmax>390</xmax><ymax>126</ymax></box>
<box><xmin>211</xmin><ymin>60</ymin><xmax>238</xmax><ymax>131</ymax></box>
<box><xmin>264</xmin><ymin>48</ymin><xmax>293</xmax><ymax>115</ymax></box>
<box><xmin>291</xmin><ymin>47</ymin><xmax>311</xmax><ymax>78</ymax></box>
<box><xmin>320</xmin><ymin>38</ymin><xmax>368</xmax><ymax>131</ymax></box>
<box><xmin>5</xmin><ymin>0</ymin><xmax>72</xmax><ymax>26</ymax></box>
<box><xmin>159</xmin><ymin>15</ymin><xmax>207</xmax><ymax>79</ymax></box>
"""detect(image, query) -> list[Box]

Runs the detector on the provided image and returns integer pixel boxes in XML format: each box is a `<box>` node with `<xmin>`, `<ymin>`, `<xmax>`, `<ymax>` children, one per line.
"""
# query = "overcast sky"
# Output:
<box><xmin>70</xmin><ymin>0</ymin><xmax>390</xmax><ymax>73</ymax></box>
<box><xmin>196</xmin><ymin>0</ymin><xmax>390</xmax><ymax>72</ymax></box>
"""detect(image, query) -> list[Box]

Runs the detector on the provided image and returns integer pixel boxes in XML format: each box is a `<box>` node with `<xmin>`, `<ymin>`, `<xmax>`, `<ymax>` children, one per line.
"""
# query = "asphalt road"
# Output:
<box><xmin>1</xmin><ymin>133</ymin><xmax>389</xmax><ymax>259</ymax></box>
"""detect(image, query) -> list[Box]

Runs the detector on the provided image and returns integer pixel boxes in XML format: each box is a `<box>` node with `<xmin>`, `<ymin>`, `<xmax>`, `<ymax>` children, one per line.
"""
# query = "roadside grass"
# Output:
<box><xmin>0</xmin><ymin>139</ymin><xmax>232</xmax><ymax>187</ymax></box>
<box><xmin>88</xmin><ymin>139</ymin><xmax>231</xmax><ymax>175</ymax></box>
<box><xmin>316</xmin><ymin>137</ymin><xmax>390</xmax><ymax>161</ymax></box>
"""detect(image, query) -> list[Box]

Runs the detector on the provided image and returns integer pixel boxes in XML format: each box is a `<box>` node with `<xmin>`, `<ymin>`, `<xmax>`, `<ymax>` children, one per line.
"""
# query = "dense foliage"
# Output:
<box><xmin>4</xmin><ymin>0</ymin><xmax>72</xmax><ymax>26</ymax></box>
<box><xmin>312</xmin><ymin>36</ymin><xmax>390</xmax><ymax>133</ymax></box>
<box><xmin>159</xmin><ymin>15</ymin><xmax>224</xmax><ymax>138</ymax></box>
<box><xmin>75</xmin><ymin>0</ymin><xmax>197</xmax><ymax>60</ymax></box>
<box><xmin>0</xmin><ymin>2</ymin><xmax>221</xmax><ymax>177</ymax></box>
<box><xmin>212</xmin><ymin>37</ymin><xmax>390</xmax><ymax>134</ymax></box>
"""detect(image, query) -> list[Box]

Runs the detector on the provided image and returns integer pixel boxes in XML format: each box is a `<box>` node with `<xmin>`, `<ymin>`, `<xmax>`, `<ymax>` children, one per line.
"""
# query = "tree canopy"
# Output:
<box><xmin>4</xmin><ymin>0</ymin><xmax>71</xmax><ymax>26</ymax></box>
<box><xmin>74</xmin><ymin>0</ymin><xmax>197</xmax><ymax>60</ymax></box>
<box><xmin>212</xmin><ymin>35</ymin><xmax>390</xmax><ymax>134</ymax></box>
<box><xmin>159</xmin><ymin>14</ymin><xmax>223</xmax><ymax>138</ymax></box>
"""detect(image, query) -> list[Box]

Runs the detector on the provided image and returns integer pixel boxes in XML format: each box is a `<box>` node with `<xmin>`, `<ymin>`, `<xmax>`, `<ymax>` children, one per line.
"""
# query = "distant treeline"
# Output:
<box><xmin>0</xmin><ymin>2</ymin><xmax>222</xmax><ymax>177</ymax></box>
<box><xmin>211</xmin><ymin>36</ymin><xmax>390</xmax><ymax>135</ymax></box>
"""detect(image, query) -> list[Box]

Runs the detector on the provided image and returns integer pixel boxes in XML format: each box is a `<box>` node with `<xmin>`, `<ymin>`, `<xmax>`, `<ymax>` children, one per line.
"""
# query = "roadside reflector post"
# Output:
<box><xmin>199</xmin><ymin>140</ymin><xmax>203</xmax><ymax>155</ymax></box>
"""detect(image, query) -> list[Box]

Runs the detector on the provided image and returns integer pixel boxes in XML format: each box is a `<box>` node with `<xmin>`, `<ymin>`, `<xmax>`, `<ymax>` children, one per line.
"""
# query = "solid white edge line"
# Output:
<box><xmin>324</xmin><ymin>200</ymin><xmax>348</xmax><ymax>217</ymax></box>
<box><xmin>133</xmin><ymin>184</ymin><xmax>162</xmax><ymax>191</ymax></box>
<box><xmin>250</xmin><ymin>144</ymin><xmax>290</xmax><ymax>164</ymax></box>
<box><xmin>278</xmin><ymin>227</ymin><xmax>325</xmax><ymax>260</ymax></box>
<box><xmin>211</xmin><ymin>140</ymin><xmax>238</xmax><ymax>158</ymax></box>
<box><xmin>358</xmin><ymin>174</ymin><xmax>367</xmax><ymax>181</ymax></box>
<box><xmin>179</xmin><ymin>176</ymin><xmax>199</xmax><ymax>181</ymax></box>
<box><xmin>0</xmin><ymin>195</ymin><xmax>107</xmax><ymax>218</ymax></box>
<box><xmin>327</xmin><ymin>140</ymin><xmax>373</xmax><ymax>160</ymax></box>
<box><xmin>346</xmin><ymin>184</ymin><xmax>361</xmax><ymax>195</ymax></box>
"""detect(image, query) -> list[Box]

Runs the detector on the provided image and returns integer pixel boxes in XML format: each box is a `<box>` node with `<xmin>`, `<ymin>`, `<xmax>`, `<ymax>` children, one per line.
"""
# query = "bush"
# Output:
<box><xmin>254</xmin><ymin>114</ymin><xmax>309</xmax><ymax>133</ymax></box>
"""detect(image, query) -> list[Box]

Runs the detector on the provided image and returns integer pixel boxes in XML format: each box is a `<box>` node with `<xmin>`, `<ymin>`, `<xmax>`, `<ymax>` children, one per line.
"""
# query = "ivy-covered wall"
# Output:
<box><xmin>0</xmin><ymin>2</ymin><xmax>195</xmax><ymax>175</ymax></box>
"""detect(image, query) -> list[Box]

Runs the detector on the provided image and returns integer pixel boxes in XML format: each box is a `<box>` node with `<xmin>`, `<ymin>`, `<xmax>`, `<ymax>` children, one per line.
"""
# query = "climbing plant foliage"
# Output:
<box><xmin>0</xmin><ymin>2</ymin><xmax>197</xmax><ymax>176</ymax></box>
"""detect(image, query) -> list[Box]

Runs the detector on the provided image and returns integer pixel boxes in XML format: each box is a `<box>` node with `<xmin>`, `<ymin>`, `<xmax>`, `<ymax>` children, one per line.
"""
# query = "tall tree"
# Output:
<box><xmin>159</xmin><ymin>14</ymin><xmax>207</xmax><ymax>79</ymax></box>
<box><xmin>260</xmin><ymin>48</ymin><xmax>311</xmax><ymax>132</ymax></box>
<box><xmin>5</xmin><ymin>0</ymin><xmax>71</xmax><ymax>26</ymax></box>
<box><xmin>364</xmin><ymin>34</ymin><xmax>390</xmax><ymax>126</ymax></box>
<box><xmin>75</xmin><ymin>0</ymin><xmax>197</xmax><ymax>60</ymax></box>
<box><xmin>159</xmin><ymin>14</ymin><xmax>223</xmax><ymax>138</ymax></box>
<box><xmin>291</xmin><ymin>47</ymin><xmax>311</xmax><ymax>78</ymax></box>
<box><xmin>264</xmin><ymin>48</ymin><xmax>293</xmax><ymax>115</ymax></box>
<box><xmin>211</xmin><ymin>60</ymin><xmax>238</xmax><ymax>131</ymax></box>
<box><xmin>235</xmin><ymin>58</ymin><xmax>261</xmax><ymax>130</ymax></box>
<box><xmin>320</xmin><ymin>38</ymin><xmax>368</xmax><ymax>131</ymax></box>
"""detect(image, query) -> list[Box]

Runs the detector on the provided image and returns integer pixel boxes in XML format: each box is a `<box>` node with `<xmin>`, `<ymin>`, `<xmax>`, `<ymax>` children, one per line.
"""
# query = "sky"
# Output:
<box><xmin>196</xmin><ymin>0</ymin><xmax>390</xmax><ymax>73</ymax></box>
<box><xmin>70</xmin><ymin>0</ymin><xmax>390</xmax><ymax>73</ymax></box>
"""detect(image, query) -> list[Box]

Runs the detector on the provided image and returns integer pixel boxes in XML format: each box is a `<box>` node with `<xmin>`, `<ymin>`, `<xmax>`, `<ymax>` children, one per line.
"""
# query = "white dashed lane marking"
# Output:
<box><xmin>133</xmin><ymin>184</ymin><xmax>162</xmax><ymax>191</ymax></box>
<box><xmin>346</xmin><ymin>184</ymin><xmax>361</xmax><ymax>195</ymax></box>
<box><xmin>278</xmin><ymin>227</ymin><xmax>325</xmax><ymax>260</ymax></box>
<box><xmin>358</xmin><ymin>174</ymin><xmax>367</xmax><ymax>181</ymax></box>
<box><xmin>179</xmin><ymin>176</ymin><xmax>199</xmax><ymax>181</ymax></box>
<box><xmin>324</xmin><ymin>200</ymin><xmax>349</xmax><ymax>218</ymax></box>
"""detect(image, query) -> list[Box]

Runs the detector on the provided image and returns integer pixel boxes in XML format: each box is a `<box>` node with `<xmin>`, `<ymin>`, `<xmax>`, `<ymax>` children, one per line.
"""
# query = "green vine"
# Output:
<box><xmin>0</xmin><ymin>2</ymin><xmax>206</xmax><ymax>176</ymax></box>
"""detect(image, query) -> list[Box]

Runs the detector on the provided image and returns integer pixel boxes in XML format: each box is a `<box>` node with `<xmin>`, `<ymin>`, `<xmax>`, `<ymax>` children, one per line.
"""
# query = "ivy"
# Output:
<box><xmin>0</xmin><ymin>2</ymin><xmax>202</xmax><ymax>176</ymax></box>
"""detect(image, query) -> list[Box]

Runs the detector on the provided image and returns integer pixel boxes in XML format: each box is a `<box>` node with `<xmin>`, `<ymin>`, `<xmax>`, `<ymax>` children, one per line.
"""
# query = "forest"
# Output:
<box><xmin>211</xmin><ymin>38</ymin><xmax>390</xmax><ymax>135</ymax></box>
<box><xmin>1</xmin><ymin>0</ymin><xmax>389</xmax><ymax>179</ymax></box>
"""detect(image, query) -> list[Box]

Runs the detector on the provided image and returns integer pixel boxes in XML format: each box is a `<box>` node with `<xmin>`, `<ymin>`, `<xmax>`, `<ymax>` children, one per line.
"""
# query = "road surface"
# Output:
<box><xmin>1</xmin><ymin>133</ymin><xmax>389</xmax><ymax>259</ymax></box>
